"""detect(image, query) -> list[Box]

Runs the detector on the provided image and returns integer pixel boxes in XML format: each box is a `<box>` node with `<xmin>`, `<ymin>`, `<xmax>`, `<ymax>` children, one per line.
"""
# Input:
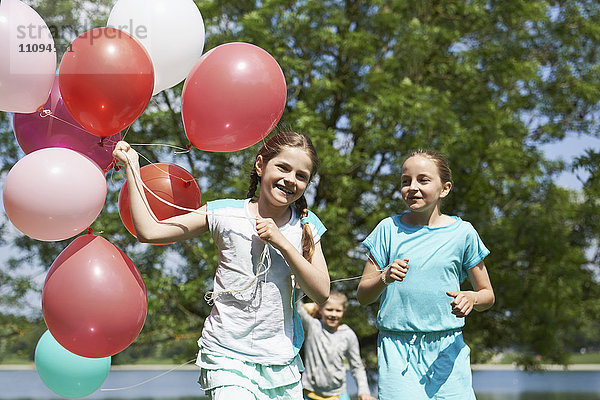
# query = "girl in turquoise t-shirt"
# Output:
<box><xmin>357</xmin><ymin>150</ymin><xmax>494</xmax><ymax>400</ymax></box>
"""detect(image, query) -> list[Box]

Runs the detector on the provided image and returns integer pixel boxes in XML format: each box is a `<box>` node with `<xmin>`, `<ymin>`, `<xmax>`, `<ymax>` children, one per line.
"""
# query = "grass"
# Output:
<box><xmin>0</xmin><ymin>357</ymin><xmax>33</xmax><ymax>365</ymax></box>
<box><xmin>479</xmin><ymin>351</ymin><xmax>600</xmax><ymax>366</ymax></box>
<box><xmin>118</xmin><ymin>357</ymin><xmax>185</xmax><ymax>365</ymax></box>
<box><xmin>569</xmin><ymin>352</ymin><xmax>600</xmax><ymax>364</ymax></box>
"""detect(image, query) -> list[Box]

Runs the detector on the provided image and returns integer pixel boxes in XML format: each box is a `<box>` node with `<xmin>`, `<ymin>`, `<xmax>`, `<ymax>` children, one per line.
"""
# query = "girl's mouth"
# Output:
<box><xmin>276</xmin><ymin>184</ymin><xmax>294</xmax><ymax>195</ymax></box>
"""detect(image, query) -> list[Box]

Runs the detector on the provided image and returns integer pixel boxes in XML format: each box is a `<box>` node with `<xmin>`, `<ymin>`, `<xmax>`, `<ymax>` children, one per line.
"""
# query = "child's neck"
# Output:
<box><xmin>403</xmin><ymin>208</ymin><xmax>451</xmax><ymax>227</ymax></box>
<box><xmin>252</xmin><ymin>198</ymin><xmax>292</xmax><ymax>227</ymax></box>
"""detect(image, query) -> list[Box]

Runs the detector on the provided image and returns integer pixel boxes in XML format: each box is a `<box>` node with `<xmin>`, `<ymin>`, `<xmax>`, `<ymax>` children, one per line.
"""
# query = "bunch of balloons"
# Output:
<box><xmin>1</xmin><ymin>0</ymin><xmax>291</xmax><ymax>396</ymax></box>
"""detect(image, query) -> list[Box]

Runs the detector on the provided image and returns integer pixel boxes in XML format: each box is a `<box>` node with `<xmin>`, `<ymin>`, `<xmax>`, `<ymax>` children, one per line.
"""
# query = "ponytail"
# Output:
<box><xmin>295</xmin><ymin>195</ymin><xmax>315</xmax><ymax>262</ymax></box>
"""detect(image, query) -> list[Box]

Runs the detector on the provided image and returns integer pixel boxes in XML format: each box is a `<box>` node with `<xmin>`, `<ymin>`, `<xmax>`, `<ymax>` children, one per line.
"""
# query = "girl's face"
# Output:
<box><xmin>255</xmin><ymin>147</ymin><xmax>313</xmax><ymax>207</ymax></box>
<box><xmin>400</xmin><ymin>155</ymin><xmax>451</xmax><ymax>214</ymax></box>
<box><xmin>319</xmin><ymin>299</ymin><xmax>345</xmax><ymax>332</ymax></box>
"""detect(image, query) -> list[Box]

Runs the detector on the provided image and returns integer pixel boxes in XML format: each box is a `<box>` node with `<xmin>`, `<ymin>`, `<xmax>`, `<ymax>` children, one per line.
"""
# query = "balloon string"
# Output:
<box><xmin>100</xmin><ymin>358</ymin><xmax>196</xmax><ymax>391</ymax></box>
<box><xmin>38</xmin><ymin>109</ymin><xmax>88</xmax><ymax>134</ymax></box>
<box><xmin>110</xmin><ymin>143</ymin><xmax>195</xmax><ymax>189</ymax></box>
<box><xmin>296</xmin><ymin>253</ymin><xmax>389</xmax><ymax>302</ymax></box>
<box><xmin>127</xmin><ymin>149</ymin><xmax>195</xmax><ymax>186</ymax></box>
<box><xmin>38</xmin><ymin>109</ymin><xmax>123</xmax><ymax>149</ymax></box>
<box><xmin>204</xmin><ymin>242</ymin><xmax>272</xmax><ymax>305</ymax></box>
<box><xmin>131</xmin><ymin>142</ymin><xmax>191</xmax><ymax>154</ymax></box>
<box><xmin>122</xmin><ymin>151</ymin><xmax>256</xmax><ymax>221</ymax></box>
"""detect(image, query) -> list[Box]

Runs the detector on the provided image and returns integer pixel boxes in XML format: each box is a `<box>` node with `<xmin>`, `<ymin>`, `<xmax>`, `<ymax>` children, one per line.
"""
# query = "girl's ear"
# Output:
<box><xmin>255</xmin><ymin>155</ymin><xmax>264</xmax><ymax>177</ymax></box>
<box><xmin>440</xmin><ymin>181</ymin><xmax>452</xmax><ymax>198</ymax></box>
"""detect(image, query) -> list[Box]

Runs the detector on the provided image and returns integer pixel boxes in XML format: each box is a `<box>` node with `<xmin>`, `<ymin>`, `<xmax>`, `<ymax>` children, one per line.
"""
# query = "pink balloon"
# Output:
<box><xmin>42</xmin><ymin>234</ymin><xmax>147</xmax><ymax>358</ymax></box>
<box><xmin>0</xmin><ymin>0</ymin><xmax>56</xmax><ymax>113</ymax></box>
<box><xmin>2</xmin><ymin>148</ymin><xmax>107</xmax><ymax>241</ymax></box>
<box><xmin>13</xmin><ymin>77</ymin><xmax>121</xmax><ymax>173</ymax></box>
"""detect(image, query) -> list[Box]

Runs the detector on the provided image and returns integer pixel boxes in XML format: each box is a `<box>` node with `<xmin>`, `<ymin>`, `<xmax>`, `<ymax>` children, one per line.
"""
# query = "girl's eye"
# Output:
<box><xmin>297</xmin><ymin>174</ymin><xmax>309</xmax><ymax>181</ymax></box>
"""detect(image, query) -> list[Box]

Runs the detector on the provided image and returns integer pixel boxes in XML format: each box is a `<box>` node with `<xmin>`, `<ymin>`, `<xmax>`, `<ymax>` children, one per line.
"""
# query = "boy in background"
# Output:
<box><xmin>298</xmin><ymin>292</ymin><xmax>376</xmax><ymax>400</ymax></box>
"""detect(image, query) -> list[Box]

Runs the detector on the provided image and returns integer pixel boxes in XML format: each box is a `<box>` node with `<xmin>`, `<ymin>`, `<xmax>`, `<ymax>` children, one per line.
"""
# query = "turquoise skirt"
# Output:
<box><xmin>377</xmin><ymin>329</ymin><xmax>476</xmax><ymax>400</ymax></box>
<box><xmin>196</xmin><ymin>346</ymin><xmax>304</xmax><ymax>399</ymax></box>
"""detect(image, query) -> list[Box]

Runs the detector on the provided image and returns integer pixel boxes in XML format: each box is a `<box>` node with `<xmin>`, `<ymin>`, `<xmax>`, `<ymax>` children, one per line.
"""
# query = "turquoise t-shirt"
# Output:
<box><xmin>362</xmin><ymin>213</ymin><xmax>490</xmax><ymax>333</ymax></box>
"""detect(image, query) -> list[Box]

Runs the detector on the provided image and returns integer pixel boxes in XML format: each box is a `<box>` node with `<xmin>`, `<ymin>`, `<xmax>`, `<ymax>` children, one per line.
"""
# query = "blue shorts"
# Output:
<box><xmin>377</xmin><ymin>329</ymin><xmax>476</xmax><ymax>400</ymax></box>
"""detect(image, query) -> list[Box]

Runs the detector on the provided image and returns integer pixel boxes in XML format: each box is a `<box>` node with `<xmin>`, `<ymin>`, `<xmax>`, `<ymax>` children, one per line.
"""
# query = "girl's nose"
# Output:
<box><xmin>283</xmin><ymin>174</ymin><xmax>296</xmax><ymax>185</ymax></box>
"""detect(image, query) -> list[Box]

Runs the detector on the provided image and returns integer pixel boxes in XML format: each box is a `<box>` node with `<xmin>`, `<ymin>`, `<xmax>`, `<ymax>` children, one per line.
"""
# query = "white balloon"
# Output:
<box><xmin>107</xmin><ymin>0</ymin><xmax>205</xmax><ymax>95</ymax></box>
<box><xmin>0</xmin><ymin>0</ymin><xmax>56</xmax><ymax>113</ymax></box>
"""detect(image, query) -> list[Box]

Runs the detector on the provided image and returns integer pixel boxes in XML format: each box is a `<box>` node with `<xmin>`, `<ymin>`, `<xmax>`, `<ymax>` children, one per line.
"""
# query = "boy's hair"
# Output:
<box><xmin>325</xmin><ymin>291</ymin><xmax>348</xmax><ymax>309</ymax></box>
<box><xmin>406</xmin><ymin>149</ymin><xmax>453</xmax><ymax>185</ymax></box>
<box><xmin>246</xmin><ymin>131</ymin><xmax>320</xmax><ymax>261</ymax></box>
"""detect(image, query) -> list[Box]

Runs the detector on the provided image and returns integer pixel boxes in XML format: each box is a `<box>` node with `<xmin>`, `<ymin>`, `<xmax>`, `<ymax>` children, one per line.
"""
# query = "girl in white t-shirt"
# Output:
<box><xmin>113</xmin><ymin>131</ymin><xmax>330</xmax><ymax>400</ymax></box>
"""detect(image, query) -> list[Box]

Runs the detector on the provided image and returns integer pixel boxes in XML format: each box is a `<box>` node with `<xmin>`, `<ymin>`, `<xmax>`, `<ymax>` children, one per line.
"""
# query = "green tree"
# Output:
<box><xmin>1</xmin><ymin>0</ymin><xmax>599</xmax><ymax>369</ymax></box>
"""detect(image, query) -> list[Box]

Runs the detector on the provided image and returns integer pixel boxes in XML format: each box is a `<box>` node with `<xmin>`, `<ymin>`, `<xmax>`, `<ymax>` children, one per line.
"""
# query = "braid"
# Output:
<box><xmin>295</xmin><ymin>195</ymin><xmax>315</xmax><ymax>262</ymax></box>
<box><xmin>246</xmin><ymin>168</ymin><xmax>260</xmax><ymax>199</ymax></box>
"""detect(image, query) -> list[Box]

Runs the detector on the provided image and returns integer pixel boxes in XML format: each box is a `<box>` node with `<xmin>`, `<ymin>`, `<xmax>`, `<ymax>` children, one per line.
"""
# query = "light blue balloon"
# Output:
<box><xmin>34</xmin><ymin>330</ymin><xmax>111</xmax><ymax>398</ymax></box>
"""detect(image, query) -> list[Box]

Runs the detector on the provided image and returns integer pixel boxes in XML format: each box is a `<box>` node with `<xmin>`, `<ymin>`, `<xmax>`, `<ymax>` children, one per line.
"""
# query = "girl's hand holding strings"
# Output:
<box><xmin>385</xmin><ymin>258</ymin><xmax>409</xmax><ymax>283</ymax></box>
<box><xmin>112</xmin><ymin>140</ymin><xmax>139</xmax><ymax>168</ymax></box>
<box><xmin>255</xmin><ymin>217</ymin><xmax>289</xmax><ymax>251</ymax></box>
<box><xmin>446</xmin><ymin>291</ymin><xmax>476</xmax><ymax>318</ymax></box>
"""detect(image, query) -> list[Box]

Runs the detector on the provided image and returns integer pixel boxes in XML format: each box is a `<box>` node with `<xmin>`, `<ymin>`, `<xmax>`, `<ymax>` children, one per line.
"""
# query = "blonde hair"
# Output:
<box><xmin>325</xmin><ymin>291</ymin><xmax>348</xmax><ymax>309</ymax></box>
<box><xmin>246</xmin><ymin>131</ymin><xmax>320</xmax><ymax>261</ymax></box>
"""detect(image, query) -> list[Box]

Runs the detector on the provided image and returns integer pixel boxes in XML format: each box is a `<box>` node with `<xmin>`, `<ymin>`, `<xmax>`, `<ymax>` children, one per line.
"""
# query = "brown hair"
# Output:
<box><xmin>405</xmin><ymin>149</ymin><xmax>453</xmax><ymax>185</ymax></box>
<box><xmin>246</xmin><ymin>131</ymin><xmax>320</xmax><ymax>261</ymax></box>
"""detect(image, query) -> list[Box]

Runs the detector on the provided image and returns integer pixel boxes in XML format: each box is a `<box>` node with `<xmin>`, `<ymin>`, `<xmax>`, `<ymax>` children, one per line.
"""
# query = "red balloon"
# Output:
<box><xmin>58</xmin><ymin>27</ymin><xmax>154</xmax><ymax>137</ymax></box>
<box><xmin>118</xmin><ymin>163</ymin><xmax>202</xmax><ymax>244</ymax></box>
<box><xmin>42</xmin><ymin>234</ymin><xmax>147</xmax><ymax>358</ymax></box>
<box><xmin>182</xmin><ymin>42</ymin><xmax>287</xmax><ymax>152</ymax></box>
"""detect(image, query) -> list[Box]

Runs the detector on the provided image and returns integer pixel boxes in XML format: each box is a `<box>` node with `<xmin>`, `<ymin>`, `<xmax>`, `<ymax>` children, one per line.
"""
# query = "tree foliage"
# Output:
<box><xmin>1</xmin><ymin>0</ymin><xmax>600</xmax><ymax>369</ymax></box>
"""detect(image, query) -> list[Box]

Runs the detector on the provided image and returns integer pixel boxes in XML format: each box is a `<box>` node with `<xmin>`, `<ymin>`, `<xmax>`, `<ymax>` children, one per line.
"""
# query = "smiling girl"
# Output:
<box><xmin>357</xmin><ymin>150</ymin><xmax>494</xmax><ymax>400</ymax></box>
<box><xmin>113</xmin><ymin>131</ymin><xmax>330</xmax><ymax>400</ymax></box>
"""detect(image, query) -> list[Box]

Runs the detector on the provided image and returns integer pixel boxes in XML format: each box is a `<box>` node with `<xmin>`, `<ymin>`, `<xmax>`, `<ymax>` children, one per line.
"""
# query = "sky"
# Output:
<box><xmin>539</xmin><ymin>135</ymin><xmax>600</xmax><ymax>189</ymax></box>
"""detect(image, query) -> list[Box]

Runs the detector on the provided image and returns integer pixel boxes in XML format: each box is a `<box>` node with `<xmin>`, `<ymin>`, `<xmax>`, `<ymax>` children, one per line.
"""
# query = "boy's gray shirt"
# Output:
<box><xmin>298</xmin><ymin>302</ymin><xmax>371</xmax><ymax>397</ymax></box>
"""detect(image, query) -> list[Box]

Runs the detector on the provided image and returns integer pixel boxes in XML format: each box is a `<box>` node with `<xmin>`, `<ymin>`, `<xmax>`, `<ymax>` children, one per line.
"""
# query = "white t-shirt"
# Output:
<box><xmin>198</xmin><ymin>198</ymin><xmax>327</xmax><ymax>365</ymax></box>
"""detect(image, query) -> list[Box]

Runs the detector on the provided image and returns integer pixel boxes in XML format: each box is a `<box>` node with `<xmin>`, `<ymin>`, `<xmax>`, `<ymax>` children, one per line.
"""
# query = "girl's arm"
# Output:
<box><xmin>256</xmin><ymin>218</ymin><xmax>330</xmax><ymax>305</ymax></box>
<box><xmin>446</xmin><ymin>261</ymin><xmax>495</xmax><ymax>317</ymax></box>
<box><xmin>357</xmin><ymin>254</ymin><xmax>408</xmax><ymax>305</ymax></box>
<box><xmin>113</xmin><ymin>141</ymin><xmax>208</xmax><ymax>243</ymax></box>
